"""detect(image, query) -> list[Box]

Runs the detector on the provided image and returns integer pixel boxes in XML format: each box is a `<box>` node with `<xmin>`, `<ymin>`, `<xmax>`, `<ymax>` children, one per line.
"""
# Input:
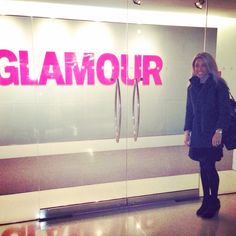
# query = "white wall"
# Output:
<box><xmin>216</xmin><ymin>22</ymin><xmax>236</xmax><ymax>169</ymax></box>
<box><xmin>216</xmin><ymin>23</ymin><xmax>236</xmax><ymax>96</ymax></box>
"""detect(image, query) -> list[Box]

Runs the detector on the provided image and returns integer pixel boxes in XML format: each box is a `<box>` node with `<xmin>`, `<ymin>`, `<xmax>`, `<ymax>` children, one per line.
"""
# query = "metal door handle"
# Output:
<box><xmin>132</xmin><ymin>78</ymin><xmax>140</xmax><ymax>141</ymax></box>
<box><xmin>114</xmin><ymin>78</ymin><xmax>122</xmax><ymax>143</ymax></box>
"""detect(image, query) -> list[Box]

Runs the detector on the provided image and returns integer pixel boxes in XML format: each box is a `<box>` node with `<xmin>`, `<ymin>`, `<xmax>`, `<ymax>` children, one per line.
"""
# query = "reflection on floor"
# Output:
<box><xmin>1</xmin><ymin>193</ymin><xmax>236</xmax><ymax>236</ymax></box>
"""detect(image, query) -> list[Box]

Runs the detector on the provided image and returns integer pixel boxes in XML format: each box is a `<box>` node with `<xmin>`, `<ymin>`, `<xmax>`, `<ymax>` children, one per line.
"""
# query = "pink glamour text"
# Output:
<box><xmin>0</xmin><ymin>49</ymin><xmax>163</xmax><ymax>86</ymax></box>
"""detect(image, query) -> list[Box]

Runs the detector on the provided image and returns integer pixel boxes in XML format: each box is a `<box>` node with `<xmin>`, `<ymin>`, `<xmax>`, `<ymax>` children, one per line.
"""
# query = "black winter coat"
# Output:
<box><xmin>184</xmin><ymin>75</ymin><xmax>231</xmax><ymax>148</ymax></box>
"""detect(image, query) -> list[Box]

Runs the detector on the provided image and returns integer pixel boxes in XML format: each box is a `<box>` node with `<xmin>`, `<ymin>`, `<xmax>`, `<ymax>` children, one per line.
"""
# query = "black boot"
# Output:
<box><xmin>196</xmin><ymin>197</ymin><xmax>210</xmax><ymax>216</ymax></box>
<box><xmin>201</xmin><ymin>198</ymin><xmax>220</xmax><ymax>219</ymax></box>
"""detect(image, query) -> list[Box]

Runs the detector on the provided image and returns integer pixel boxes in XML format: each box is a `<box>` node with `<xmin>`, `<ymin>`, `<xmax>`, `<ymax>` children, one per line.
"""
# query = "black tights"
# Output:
<box><xmin>200</xmin><ymin>159</ymin><xmax>219</xmax><ymax>200</ymax></box>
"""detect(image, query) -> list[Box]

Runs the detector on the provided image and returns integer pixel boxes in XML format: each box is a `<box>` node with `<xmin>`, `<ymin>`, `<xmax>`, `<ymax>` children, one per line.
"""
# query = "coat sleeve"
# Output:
<box><xmin>184</xmin><ymin>86</ymin><xmax>193</xmax><ymax>131</ymax></box>
<box><xmin>216</xmin><ymin>81</ymin><xmax>231</xmax><ymax>131</ymax></box>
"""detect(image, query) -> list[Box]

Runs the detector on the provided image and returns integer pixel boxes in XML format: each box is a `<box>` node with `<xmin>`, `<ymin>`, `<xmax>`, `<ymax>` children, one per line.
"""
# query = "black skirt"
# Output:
<box><xmin>189</xmin><ymin>147</ymin><xmax>223</xmax><ymax>162</ymax></box>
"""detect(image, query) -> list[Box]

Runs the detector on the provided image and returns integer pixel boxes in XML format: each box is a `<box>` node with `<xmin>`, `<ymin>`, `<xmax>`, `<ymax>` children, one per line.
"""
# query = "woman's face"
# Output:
<box><xmin>193</xmin><ymin>58</ymin><xmax>209</xmax><ymax>79</ymax></box>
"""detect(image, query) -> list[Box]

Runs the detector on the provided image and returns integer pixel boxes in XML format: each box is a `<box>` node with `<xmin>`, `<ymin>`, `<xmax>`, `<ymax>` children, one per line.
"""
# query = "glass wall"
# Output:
<box><xmin>0</xmin><ymin>15</ymin><xmax>40</xmax><ymax>224</ymax></box>
<box><xmin>2</xmin><ymin>0</ymin><xmax>235</xmax><ymax>225</ymax></box>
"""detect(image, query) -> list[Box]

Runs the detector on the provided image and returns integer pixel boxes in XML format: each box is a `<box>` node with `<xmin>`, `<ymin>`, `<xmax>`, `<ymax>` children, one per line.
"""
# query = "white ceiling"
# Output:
<box><xmin>14</xmin><ymin>0</ymin><xmax>236</xmax><ymax>18</ymax></box>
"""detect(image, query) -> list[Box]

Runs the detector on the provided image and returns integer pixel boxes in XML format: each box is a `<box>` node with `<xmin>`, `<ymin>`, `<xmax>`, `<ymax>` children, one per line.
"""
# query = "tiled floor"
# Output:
<box><xmin>1</xmin><ymin>193</ymin><xmax>236</xmax><ymax>235</ymax></box>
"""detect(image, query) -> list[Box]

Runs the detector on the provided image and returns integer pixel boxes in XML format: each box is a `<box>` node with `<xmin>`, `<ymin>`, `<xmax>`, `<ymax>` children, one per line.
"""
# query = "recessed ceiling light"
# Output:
<box><xmin>195</xmin><ymin>0</ymin><xmax>205</xmax><ymax>9</ymax></box>
<box><xmin>133</xmin><ymin>0</ymin><xmax>141</xmax><ymax>5</ymax></box>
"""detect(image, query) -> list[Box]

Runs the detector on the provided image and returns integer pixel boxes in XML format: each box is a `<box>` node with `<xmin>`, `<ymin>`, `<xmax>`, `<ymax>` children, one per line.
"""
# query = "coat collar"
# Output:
<box><xmin>189</xmin><ymin>74</ymin><xmax>216</xmax><ymax>89</ymax></box>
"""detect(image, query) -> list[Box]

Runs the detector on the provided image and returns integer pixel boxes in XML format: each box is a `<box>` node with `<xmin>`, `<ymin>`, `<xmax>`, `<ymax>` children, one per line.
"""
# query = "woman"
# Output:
<box><xmin>184</xmin><ymin>52</ymin><xmax>231</xmax><ymax>219</ymax></box>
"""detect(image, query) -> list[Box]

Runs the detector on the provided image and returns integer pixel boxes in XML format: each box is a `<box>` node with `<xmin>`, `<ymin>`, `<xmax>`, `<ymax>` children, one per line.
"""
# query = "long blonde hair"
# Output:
<box><xmin>192</xmin><ymin>52</ymin><xmax>220</xmax><ymax>82</ymax></box>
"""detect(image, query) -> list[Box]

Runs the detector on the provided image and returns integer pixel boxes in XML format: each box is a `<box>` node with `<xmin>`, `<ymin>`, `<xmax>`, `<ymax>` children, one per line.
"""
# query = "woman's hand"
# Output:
<box><xmin>212</xmin><ymin>129</ymin><xmax>222</xmax><ymax>147</ymax></box>
<box><xmin>184</xmin><ymin>131</ymin><xmax>191</xmax><ymax>146</ymax></box>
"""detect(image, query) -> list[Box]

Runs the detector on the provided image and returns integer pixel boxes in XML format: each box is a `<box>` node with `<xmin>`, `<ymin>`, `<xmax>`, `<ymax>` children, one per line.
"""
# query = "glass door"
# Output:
<box><xmin>126</xmin><ymin>1</ymin><xmax>209</xmax><ymax>203</ymax></box>
<box><xmin>30</xmin><ymin>1</ymin><xmax>129</xmax><ymax>219</ymax></box>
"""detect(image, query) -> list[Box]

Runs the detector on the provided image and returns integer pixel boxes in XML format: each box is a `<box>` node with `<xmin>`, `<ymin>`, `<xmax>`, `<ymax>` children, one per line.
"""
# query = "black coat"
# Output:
<box><xmin>184</xmin><ymin>75</ymin><xmax>231</xmax><ymax>148</ymax></box>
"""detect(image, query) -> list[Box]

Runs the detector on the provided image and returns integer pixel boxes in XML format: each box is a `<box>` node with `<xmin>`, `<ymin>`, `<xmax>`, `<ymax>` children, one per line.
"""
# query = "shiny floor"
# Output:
<box><xmin>1</xmin><ymin>193</ymin><xmax>236</xmax><ymax>236</ymax></box>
